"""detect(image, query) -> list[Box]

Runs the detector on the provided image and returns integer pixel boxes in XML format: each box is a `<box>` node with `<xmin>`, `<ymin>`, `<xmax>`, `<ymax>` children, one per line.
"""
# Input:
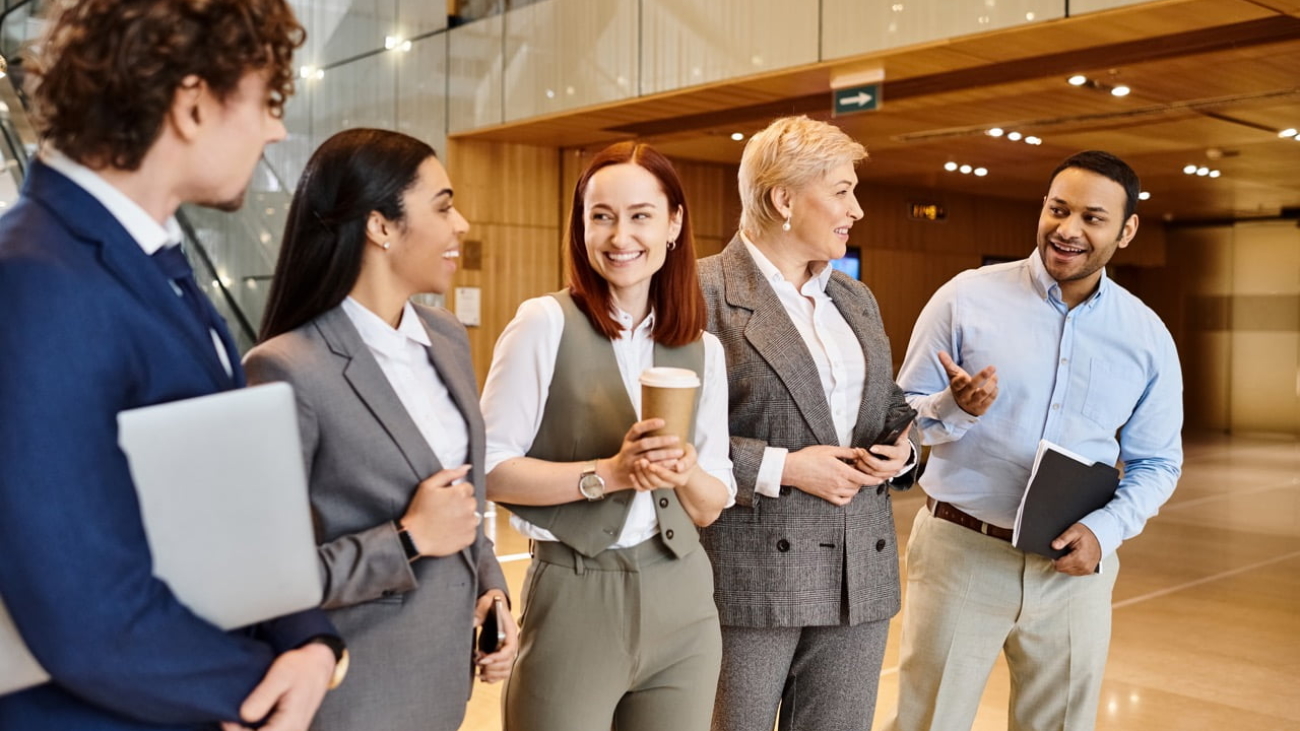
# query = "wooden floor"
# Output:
<box><xmin>461</xmin><ymin>432</ymin><xmax>1300</xmax><ymax>730</ymax></box>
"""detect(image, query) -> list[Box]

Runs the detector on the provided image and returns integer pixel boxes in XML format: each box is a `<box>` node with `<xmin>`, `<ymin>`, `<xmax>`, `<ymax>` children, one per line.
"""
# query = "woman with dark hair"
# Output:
<box><xmin>244</xmin><ymin>128</ymin><xmax>516</xmax><ymax>731</ymax></box>
<box><xmin>481</xmin><ymin>141</ymin><xmax>735</xmax><ymax>731</ymax></box>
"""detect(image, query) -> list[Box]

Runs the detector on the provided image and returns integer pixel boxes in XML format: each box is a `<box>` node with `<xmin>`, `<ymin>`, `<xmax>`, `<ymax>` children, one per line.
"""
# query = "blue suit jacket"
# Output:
<box><xmin>0</xmin><ymin>160</ymin><xmax>337</xmax><ymax>729</ymax></box>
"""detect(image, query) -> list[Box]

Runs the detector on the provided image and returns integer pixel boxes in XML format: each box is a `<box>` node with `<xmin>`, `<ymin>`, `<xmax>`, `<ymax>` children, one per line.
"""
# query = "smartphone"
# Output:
<box><xmin>872</xmin><ymin>403</ymin><xmax>918</xmax><ymax>447</ymax></box>
<box><xmin>477</xmin><ymin>596</ymin><xmax>507</xmax><ymax>655</ymax></box>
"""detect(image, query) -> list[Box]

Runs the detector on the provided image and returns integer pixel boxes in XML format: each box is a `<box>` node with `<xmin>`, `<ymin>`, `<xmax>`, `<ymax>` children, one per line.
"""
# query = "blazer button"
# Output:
<box><xmin>777</xmin><ymin>539</ymin><xmax>791</xmax><ymax>552</ymax></box>
<box><xmin>875</xmin><ymin>539</ymin><xmax>887</xmax><ymax>551</ymax></box>
<box><xmin>876</xmin><ymin>484</ymin><xmax>885</xmax><ymax>496</ymax></box>
<box><xmin>659</xmin><ymin>497</ymin><xmax>669</xmax><ymax>508</ymax></box>
<box><xmin>665</xmin><ymin>529</ymin><xmax>675</xmax><ymax>540</ymax></box>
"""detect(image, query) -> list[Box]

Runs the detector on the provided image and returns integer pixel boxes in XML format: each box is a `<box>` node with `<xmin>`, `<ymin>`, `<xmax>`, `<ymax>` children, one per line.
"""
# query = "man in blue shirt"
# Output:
<box><xmin>887</xmin><ymin>151</ymin><xmax>1183</xmax><ymax>731</ymax></box>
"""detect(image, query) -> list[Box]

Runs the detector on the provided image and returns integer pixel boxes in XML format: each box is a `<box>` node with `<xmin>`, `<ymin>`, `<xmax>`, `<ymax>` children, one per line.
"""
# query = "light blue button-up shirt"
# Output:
<box><xmin>897</xmin><ymin>251</ymin><xmax>1183</xmax><ymax>558</ymax></box>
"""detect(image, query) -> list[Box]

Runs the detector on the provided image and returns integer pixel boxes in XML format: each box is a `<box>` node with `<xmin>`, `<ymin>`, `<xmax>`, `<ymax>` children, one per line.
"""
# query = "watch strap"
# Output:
<box><xmin>394</xmin><ymin>519</ymin><xmax>420</xmax><ymax>562</ymax></box>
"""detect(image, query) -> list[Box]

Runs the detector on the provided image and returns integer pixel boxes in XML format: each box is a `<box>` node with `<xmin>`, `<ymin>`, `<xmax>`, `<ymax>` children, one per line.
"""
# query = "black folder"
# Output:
<box><xmin>1012</xmin><ymin>440</ymin><xmax>1120</xmax><ymax>561</ymax></box>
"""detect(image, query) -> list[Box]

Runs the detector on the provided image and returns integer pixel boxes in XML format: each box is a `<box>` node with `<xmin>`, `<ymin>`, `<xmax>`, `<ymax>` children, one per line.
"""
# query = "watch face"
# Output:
<box><xmin>579</xmin><ymin>472</ymin><xmax>605</xmax><ymax>500</ymax></box>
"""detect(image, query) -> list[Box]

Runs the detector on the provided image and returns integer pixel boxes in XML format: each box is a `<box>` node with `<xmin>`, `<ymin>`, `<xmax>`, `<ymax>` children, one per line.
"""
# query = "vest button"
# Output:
<box><xmin>665</xmin><ymin>529</ymin><xmax>675</xmax><ymax>540</ymax></box>
<box><xmin>777</xmin><ymin>539</ymin><xmax>791</xmax><ymax>552</ymax></box>
<box><xmin>875</xmin><ymin>539</ymin><xmax>887</xmax><ymax>551</ymax></box>
<box><xmin>658</xmin><ymin>497</ymin><xmax>669</xmax><ymax>508</ymax></box>
<box><xmin>876</xmin><ymin>484</ymin><xmax>885</xmax><ymax>496</ymax></box>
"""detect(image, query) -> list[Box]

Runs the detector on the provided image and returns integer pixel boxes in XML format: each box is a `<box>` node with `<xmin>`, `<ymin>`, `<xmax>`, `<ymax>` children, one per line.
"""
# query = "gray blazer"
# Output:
<box><xmin>699</xmin><ymin>236</ymin><xmax>912</xmax><ymax>628</ymax></box>
<box><xmin>244</xmin><ymin>303</ymin><xmax>507</xmax><ymax>731</ymax></box>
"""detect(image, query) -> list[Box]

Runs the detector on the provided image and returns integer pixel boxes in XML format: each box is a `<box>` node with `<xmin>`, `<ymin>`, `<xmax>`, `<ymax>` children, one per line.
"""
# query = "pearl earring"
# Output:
<box><xmin>782</xmin><ymin>216</ymin><xmax>792</xmax><ymax>232</ymax></box>
<box><xmin>382</xmin><ymin>241</ymin><xmax>391</xmax><ymax>250</ymax></box>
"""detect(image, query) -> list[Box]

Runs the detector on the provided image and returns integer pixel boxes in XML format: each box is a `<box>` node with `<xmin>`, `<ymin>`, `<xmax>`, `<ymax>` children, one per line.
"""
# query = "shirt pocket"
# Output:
<box><xmin>1082</xmin><ymin>358</ymin><xmax>1147</xmax><ymax>432</ymax></box>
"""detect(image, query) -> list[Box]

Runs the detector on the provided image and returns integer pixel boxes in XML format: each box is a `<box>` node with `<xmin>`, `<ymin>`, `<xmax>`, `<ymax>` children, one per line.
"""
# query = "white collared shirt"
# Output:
<box><xmin>481</xmin><ymin>295</ymin><xmax>736</xmax><ymax>548</ymax></box>
<box><xmin>341</xmin><ymin>297</ymin><xmax>469</xmax><ymax>473</ymax></box>
<box><xmin>43</xmin><ymin>149</ymin><xmax>232</xmax><ymax>377</ymax></box>
<box><xmin>742</xmin><ymin>235</ymin><xmax>868</xmax><ymax>498</ymax></box>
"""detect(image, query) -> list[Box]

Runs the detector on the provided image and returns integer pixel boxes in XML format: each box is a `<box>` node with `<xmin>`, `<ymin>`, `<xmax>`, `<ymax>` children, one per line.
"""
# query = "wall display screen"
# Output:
<box><xmin>830</xmin><ymin>246</ymin><xmax>862</xmax><ymax>279</ymax></box>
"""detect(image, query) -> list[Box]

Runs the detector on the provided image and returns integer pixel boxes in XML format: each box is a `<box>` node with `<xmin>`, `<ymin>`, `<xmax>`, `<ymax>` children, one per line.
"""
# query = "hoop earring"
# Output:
<box><xmin>667</xmin><ymin>239</ymin><xmax>677</xmax><ymax>251</ymax></box>
<box><xmin>782</xmin><ymin>215</ymin><xmax>792</xmax><ymax>232</ymax></box>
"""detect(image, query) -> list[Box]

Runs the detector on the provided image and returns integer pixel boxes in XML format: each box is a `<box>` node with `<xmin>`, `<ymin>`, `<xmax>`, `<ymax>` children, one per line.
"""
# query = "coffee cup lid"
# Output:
<box><xmin>639</xmin><ymin>366</ymin><xmax>700</xmax><ymax>388</ymax></box>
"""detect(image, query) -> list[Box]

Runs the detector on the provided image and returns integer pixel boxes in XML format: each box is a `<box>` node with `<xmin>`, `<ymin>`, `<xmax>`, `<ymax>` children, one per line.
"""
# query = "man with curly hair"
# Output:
<box><xmin>0</xmin><ymin>2</ymin><xmax>345</xmax><ymax>730</ymax></box>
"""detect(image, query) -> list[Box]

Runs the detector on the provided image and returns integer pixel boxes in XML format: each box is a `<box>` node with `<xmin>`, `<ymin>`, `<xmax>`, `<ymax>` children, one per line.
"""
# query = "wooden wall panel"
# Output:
<box><xmin>446</xmin><ymin>139</ymin><xmax>564</xmax><ymax>384</ymax></box>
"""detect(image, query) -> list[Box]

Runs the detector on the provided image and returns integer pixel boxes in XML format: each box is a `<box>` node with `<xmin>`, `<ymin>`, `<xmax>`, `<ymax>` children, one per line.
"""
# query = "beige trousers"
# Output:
<box><xmin>886</xmin><ymin>505</ymin><xmax>1119</xmax><ymax>731</ymax></box>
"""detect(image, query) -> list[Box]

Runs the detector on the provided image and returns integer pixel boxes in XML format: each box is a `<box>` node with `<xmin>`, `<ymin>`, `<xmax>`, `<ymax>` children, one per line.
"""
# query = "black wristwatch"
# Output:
<box><xmin>394</xmin><ymin>519</ymin><xmax>420</xmax><ymax>562</ymax></box>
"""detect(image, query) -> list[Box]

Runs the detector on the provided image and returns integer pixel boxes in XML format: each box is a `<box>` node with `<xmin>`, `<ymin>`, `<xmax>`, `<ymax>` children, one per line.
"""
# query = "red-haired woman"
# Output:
<box><xmin>481</xmin><ymin>141</ymin><xmax>735</xmax><ymax>731</ymax></box>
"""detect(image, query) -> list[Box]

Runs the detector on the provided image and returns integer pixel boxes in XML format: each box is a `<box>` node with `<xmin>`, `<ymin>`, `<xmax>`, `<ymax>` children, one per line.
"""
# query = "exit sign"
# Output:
<box><xmin>832</xmin><ymin>83</ymin><xmax>881</xmax><ymax>117</ymax></box>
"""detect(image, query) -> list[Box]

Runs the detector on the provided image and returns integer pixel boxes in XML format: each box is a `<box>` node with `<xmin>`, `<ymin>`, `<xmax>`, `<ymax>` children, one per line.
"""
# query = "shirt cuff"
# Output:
<box><xmin>754</xmin><ymin>446</ymin><xmax>788</xmax><ymax>498</ymax></box>
<box><xmin>1078</xmin><ymin>510</ymin><xmax>1122</xmax><ymax>559</ymax></box>
<box><xmin>894</xmin><ymin>441</ymin><xmax>919</xmax><ymax>478</ymax></box>
<box><xmin>931</xmin><ymin>387</ymin><xmax>982</xmax><ymax>428</ymax></box>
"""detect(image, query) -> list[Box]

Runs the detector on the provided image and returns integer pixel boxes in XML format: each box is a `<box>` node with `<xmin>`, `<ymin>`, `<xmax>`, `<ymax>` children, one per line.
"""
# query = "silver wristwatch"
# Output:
<box><xmin>578</xmin><ymin>460</ymin><xmax>606</xmax><ymax>501</ymax></box>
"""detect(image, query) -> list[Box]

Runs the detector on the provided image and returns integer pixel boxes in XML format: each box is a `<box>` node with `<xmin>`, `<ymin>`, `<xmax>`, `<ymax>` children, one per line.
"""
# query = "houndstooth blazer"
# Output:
<box><xmin>698</xmin><ymin>235</ymin><xmax>914</xmax><ymax>628</ymax></box>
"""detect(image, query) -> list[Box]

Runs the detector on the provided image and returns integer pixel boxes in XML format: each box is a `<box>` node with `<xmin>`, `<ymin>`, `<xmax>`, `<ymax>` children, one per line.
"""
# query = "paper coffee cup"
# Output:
<box><xmin>639</xmin><ymin>367</ymin><xmax>701</xmax><ymax>445</ymax></box>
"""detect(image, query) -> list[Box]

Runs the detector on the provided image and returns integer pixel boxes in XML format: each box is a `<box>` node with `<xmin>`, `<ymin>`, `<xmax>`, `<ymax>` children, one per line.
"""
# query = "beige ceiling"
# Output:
<box><xmin>456</xmin><ymin>0</ymin><xmax>1300</xmax><ymax>222</ymax></box>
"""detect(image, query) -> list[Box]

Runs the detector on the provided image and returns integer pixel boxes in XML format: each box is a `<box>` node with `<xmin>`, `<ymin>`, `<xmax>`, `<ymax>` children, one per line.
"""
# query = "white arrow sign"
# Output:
<box><xmin>842</xmin><ymin>91</ymin><xmax>874</xmax><ymax>107</ymax></box>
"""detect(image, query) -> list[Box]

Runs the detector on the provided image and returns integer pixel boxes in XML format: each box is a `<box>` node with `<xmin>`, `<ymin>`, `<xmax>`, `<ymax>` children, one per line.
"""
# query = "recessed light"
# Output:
<box><xmin>1183</xmin><ymin>164</ymin><xmax>1197</xmax><ymax>174</ymax></box>
<box><xmin>1025</xmin><ymin>136</ymin><xmax>1042</xmax><ymax>145</ymax></box>
<box><xmin>986</xmin><ymin>128</ymin><xmax>1004</xmax><ymax>137</ymax></box>
<box><xmin>944</xmin><ymin>162</ymin><xmax>958</xmax><ymax>172</ymax></box>
<box><xmin>974</xmin><ymin>167</ymin><xmax>988</xmax><ymax>177</ymax></box>
<box><xmin>1067</xmin><ymin>75</ymin><xmax>1088</xmax><ymax>86</ymax></box>
<box><xmin>1007</xmin><ymin>131</ymin><xmax>1023</xmax><ymax>142</ymax></box>
<box><xmin>1280</xmin><ymin>128</ymin><xmax>1298</xmax><ymax>138</ymax></box>
<box><xmin>731</xmin><ymin>132</ymin><xmax>745</xmax><ymax>141</ymax></box>
<box><xmin>959</xmin><ymin>164</ymin><xmax>972</xmax><ymax>174</ymax></box>
<box><xmin>1196</xmin><ymin>167</ymin><xmax>1209</xmax><ymax>176</ymax></box>
<box><xmin>1111</xmin><ymin>85</ymin><xmax>1131</xmax><ymax>97</ymax></box>
<box><xmin>1138</xmin><ymin>191</ymin><xmax>1151</xmax><ymax>201</ymax></box>
<box><xmin>1209</xmin><ymin>170</ymin><xmax>1221</xmax><ymax>178</ymax></box>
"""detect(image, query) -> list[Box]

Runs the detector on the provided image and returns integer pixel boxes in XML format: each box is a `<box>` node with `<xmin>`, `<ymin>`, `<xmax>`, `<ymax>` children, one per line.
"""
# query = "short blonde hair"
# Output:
<box><xmin>738</xmin><ymin>115</ymin><xmax>867</xmax><ymax>234</ymax></box>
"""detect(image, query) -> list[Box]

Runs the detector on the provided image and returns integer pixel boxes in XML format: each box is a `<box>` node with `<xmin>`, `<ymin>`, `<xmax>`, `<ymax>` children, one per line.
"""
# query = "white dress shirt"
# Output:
<box><xmin>742</xmin><ymin>235</ymin><xmax>867</xmax><ymax>498</ymax></box>
<box><xmin>42</xmin><ymin>149</ymin><xmax>232</xmax><ymax>377</ymax></box>
<box><xmin>342</xmin><ymin>297</ymin><xmax>469</xmax><ymax>472</ymax></box>
<box><xmin>481</xmin><ymin>295</ymin><xmax>736</xmax><ymax>548</ymax></box>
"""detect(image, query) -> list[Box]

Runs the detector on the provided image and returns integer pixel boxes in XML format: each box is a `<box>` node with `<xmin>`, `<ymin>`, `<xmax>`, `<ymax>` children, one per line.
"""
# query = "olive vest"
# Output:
<box><xmin>502</xmin><ymin>290</ymin><xmax>703</xmax><ymax>558</ymax></box>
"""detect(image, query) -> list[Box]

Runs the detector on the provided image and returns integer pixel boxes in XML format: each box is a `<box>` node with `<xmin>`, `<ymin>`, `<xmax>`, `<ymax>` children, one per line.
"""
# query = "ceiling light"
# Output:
<box><xmin>959</xmin><ymin>164</ymin><xmax>972</xmax><ymax>174</ymax></box>
<box><xmin>1067</xmin><ymin>75</ymin><xmax>1088</xmax><ymax>86</ymax></box>
<box><xmin>1196</xmin><ymin>167</ymin><xmax>1209</xmax><ymax>176</ymax></box>
<box><xmin>731</xmin><ymin>132</ymin><xmax>745</xmax><ymax>141</ymax></box>
<box><xmin>299</xmin><ymin>65</ymin><xmax>323</xmax><ymax>80</ymax></box>
<box><xmin>986</xmin><ymin>128</ymin><xmax>1004</xmax><ymax>137</ymax></box>
<box><xmin>1280</xmin><ymin>128</ymin><xmax>1297</xmax><ymax>138</ymax></box>
<box><xmin>974</xmin><ymin>167</ymin><xmax>988</xmax><ymax>177</ymax></box>
<box><xmin>1007</xmin><ymin>131</ymin><xmax>1022</xmax><ymax>141</ymax></box>
<box><xmin>1182</xmin><ymin>164</ymin><xmax>1197</xmax><ymax>174</ymax></box>
<box><xmin>1209</xmin><ymin>170</ymin><xmax>1221</xmax><ymax>178</ymax></box>
<box><xmin>1138</xmin><ymin>191</ymin><xmax>1151</xmax><ymax>201</ymax></box>
<box><xmin>944</xmin><ymin>162</ymin><xmax>958</xmax><ymax>172</ymax></box>
<box><xmin>1111</xmin><ymin>85</ymin><xmax>1131</xmax><ymax>97</ymax></box>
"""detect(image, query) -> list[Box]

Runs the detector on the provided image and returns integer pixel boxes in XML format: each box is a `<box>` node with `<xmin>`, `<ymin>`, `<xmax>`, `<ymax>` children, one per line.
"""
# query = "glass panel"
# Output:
<box><xmin>821</xmin><ymin>0</ymin><xmax>1063</xmax><ymax>61</ymax></box>
<box><xmin>641</xmin><ymin>0</ymin><xmax>818</xmax><ymax>95</ymax></box>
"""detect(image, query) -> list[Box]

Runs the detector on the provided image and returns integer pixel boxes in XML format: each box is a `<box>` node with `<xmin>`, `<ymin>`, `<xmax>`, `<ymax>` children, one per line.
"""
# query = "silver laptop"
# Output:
<box><xmin>0</xmin><ymin>382</ymin><xmax>323</xmax><ymax>695</ymax></box>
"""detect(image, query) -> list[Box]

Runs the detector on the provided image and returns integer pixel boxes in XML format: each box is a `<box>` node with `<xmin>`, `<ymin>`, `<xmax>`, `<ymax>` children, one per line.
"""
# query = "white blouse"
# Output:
<box><xmin>481</xmin><ymin>295</ymin><xmax>736</xmax><ymax>548</ymax></box>
<box><xmin>342</xmin><ymin>297</ymin><xmax>469</xmax><ymax>472</ymax></box>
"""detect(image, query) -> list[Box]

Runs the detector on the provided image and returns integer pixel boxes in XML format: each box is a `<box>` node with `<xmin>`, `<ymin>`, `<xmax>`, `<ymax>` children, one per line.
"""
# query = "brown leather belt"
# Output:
<box><xmin>926</xmin><ymin>496</ymin><xmax>1014</xmax><ymax>542</ymax></box>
